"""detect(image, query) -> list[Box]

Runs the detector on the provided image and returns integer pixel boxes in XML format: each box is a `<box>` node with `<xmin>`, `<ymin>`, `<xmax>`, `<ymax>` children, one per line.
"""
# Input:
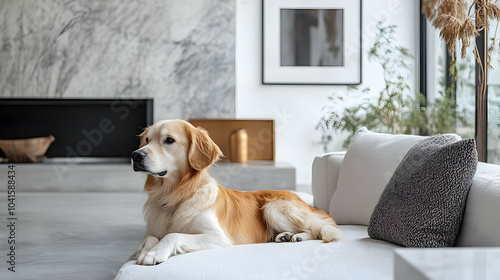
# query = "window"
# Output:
<box><xmin>422</xmin><ymin>1</ymin><xmax>498</xmax><ymax>164</ymax></box>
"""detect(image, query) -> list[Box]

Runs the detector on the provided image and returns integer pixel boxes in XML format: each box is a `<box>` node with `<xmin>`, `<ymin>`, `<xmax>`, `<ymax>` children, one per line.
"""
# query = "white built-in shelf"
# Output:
<box><xmin>0</xmin><ymin>159</ymin><xmax>295</xmax><ymax>192</ymax></box>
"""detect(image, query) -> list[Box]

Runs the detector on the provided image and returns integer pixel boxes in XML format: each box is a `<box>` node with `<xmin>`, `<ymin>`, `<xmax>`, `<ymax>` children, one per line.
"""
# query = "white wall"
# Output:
<box><xmin>236</xmin><ymin>0</ymin><xmax>419</xmax><ymax>187</ymax></box>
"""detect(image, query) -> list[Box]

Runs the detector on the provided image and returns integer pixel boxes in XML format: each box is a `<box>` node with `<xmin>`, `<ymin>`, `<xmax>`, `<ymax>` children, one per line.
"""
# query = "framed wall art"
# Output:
<box><xmin>262</xmin><ymin>0</ymin><xmax>362</xmax><ymax>85</ymax></box>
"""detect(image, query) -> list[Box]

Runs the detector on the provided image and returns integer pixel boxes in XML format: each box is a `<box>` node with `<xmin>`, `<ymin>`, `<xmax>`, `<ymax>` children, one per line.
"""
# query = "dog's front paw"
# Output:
<box><xmin>130</xmin><ymin>236</ymin><xmax>160</xmax><ymax>261</ymax></box>
<box><xmin>136</xmin><ymin>245</ymin><xmax>172</xmax><ymax>265</ymax></box>
<box><xmin>137</xmin><ymin>251</ymin><xmax>162</xmax><ymax>265</ymax></box>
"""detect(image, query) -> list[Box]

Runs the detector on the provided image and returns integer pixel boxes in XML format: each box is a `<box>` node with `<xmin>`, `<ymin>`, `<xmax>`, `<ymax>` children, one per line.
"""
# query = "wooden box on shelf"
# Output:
<box><xmin>189</xmin><ymin>119</ymin><xmax>275</xmax><ymax>161</ymax></box>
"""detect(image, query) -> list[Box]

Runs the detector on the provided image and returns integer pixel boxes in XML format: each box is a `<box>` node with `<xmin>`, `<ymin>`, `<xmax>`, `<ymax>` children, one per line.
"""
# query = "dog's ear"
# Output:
<box><xmin>188</xmin><ymin>126</ymin><xmax>222</xmax><ymax>171</ymax></box>
<box><xmin>138</xmin><ymin>128</ymin><xmax>149</xmax><ymax>148</ymax></box>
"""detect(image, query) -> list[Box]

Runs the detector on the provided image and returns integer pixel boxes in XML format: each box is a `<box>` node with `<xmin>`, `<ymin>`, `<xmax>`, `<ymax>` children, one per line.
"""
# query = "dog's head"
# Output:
<box><xmin>131</xmin><ymin>119</ymin><xmax>222</xmax><ymax>182</ymax></box>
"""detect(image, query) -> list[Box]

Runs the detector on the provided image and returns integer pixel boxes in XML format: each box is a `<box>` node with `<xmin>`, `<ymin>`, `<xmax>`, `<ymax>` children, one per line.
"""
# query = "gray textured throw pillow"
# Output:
<box><xmin>367</xmin><ymin>135</ymin><xmax>478</xmax><ymax>247</ymax></box>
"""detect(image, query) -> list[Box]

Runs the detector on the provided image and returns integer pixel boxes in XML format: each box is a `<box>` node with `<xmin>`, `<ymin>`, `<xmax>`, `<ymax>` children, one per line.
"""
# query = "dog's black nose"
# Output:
<box><xmin>131</xmin><ymin>150</ymin><xmax>146</xmax><ymax>163</ymax></box>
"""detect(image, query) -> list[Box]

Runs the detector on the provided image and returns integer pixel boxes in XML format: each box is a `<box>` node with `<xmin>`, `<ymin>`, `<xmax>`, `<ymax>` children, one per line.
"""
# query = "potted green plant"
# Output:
<box><xmin>317</xmin><ymin>21</ymin><xmax>467</xmax><ymax>152</ymax></box>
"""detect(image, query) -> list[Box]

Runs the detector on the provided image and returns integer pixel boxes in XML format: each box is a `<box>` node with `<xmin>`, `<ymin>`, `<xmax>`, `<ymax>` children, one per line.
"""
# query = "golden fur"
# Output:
<box><xmin>130</xmin><ymin>119</ymin><xmax>341</xmax><ymax>265</ymax></box>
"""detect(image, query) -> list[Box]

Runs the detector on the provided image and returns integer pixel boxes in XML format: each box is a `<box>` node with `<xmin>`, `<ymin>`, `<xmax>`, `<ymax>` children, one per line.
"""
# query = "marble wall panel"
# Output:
<box><xmin>0</xmin><ymin>0</ymin><xmax>235</xmax><ymax>120</ymax></box>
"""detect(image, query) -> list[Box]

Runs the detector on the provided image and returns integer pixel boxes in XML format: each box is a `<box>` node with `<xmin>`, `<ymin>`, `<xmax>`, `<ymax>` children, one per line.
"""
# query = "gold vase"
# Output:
<box><xmin>229</xmin><ymin>128</ymin><xmax>248</xmax><ymax>162</ymax></box>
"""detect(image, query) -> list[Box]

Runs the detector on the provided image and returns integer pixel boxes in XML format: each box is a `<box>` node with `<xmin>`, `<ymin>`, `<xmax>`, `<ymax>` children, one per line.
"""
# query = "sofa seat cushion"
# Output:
<box><xmin>114</xmin><ymin>225</ymin><xmax>400</xmax><ymax>280</ymax></box>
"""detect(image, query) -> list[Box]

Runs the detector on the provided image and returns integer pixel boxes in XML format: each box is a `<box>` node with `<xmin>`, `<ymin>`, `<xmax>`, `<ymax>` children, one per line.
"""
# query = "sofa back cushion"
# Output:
<box><xmin>329</xmin><ymin>127</ymin><xmax>426</xmax><ymax>225</ymax></box>
<box><xmin>455</xmin><ymin>162</ymin><xmax>500</xmax><ymax>246</ymax></box>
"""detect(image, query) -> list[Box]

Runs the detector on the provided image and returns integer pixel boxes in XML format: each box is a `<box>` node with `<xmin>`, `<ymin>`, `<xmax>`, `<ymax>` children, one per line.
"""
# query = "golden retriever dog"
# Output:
<box><xmin>129</xmin><ymin>119</ymin><xmax>341</xmax><ymax>265</ymax></box>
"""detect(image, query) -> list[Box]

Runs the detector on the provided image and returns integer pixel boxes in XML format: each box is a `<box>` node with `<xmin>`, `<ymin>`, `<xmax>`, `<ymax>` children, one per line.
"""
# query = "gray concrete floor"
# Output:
<box><xmin>0</xmin><ymin>192</ymin><xmax>147</xmax><ymax>280</ymax></box>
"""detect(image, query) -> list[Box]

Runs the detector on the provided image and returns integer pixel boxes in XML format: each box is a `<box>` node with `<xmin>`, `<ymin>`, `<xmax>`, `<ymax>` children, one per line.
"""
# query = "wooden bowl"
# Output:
<box><xmin>0</xmin><ymin>135</ymin><xmax>55</xmax><ymax>163</ymax></box>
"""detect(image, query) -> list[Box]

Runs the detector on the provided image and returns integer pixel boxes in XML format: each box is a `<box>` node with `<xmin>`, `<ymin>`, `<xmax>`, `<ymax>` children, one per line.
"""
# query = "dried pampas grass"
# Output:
<box><xmin>423</xmin><ymin>0</ymin><xmax>466</xmax><ymax>21</ymax></box>
<box><xmin>459</xmin><ymin>17</ymin><xmax>478</xmax><ymax>57</ymax></box>
<box><xmin>487</xmin><ymin>2</ymin><xmax>500</xmax><ymax>19</ymax></box>
<box><xmin>423</xmin><ymin>0</ymin><xmax>500</xmax><ymax>66</ymax></box>
<box><xmin>423</xmin><ymin>0</ymin><xmax>440</xmax><ymax>20</ymax></box>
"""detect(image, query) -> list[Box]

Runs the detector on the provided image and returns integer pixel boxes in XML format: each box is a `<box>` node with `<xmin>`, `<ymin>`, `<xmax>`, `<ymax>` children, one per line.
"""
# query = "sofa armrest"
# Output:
<box><xmin>311</xmin><ymin>152</ymin><xmax>346</xmax><ymax>213</ymax></box>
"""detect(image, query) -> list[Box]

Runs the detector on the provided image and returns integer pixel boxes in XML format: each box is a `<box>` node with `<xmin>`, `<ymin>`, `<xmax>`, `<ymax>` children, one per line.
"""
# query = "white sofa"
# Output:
<box><xmin>115</xmin><ymin>136</ymin><xmax>500</xmax><ymax>280</ymax></box>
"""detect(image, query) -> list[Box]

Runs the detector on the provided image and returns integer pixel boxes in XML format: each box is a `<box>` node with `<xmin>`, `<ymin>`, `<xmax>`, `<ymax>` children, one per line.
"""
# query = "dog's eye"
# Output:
<box><xmin>145</xmin><ymin>138</ymin><xmax>149</xmax><ymax>144</ymax></box>
<box><xmin>165</xmin><ymin>137</ymin><xmax>175</xmax><ymax>144</ymax></box>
